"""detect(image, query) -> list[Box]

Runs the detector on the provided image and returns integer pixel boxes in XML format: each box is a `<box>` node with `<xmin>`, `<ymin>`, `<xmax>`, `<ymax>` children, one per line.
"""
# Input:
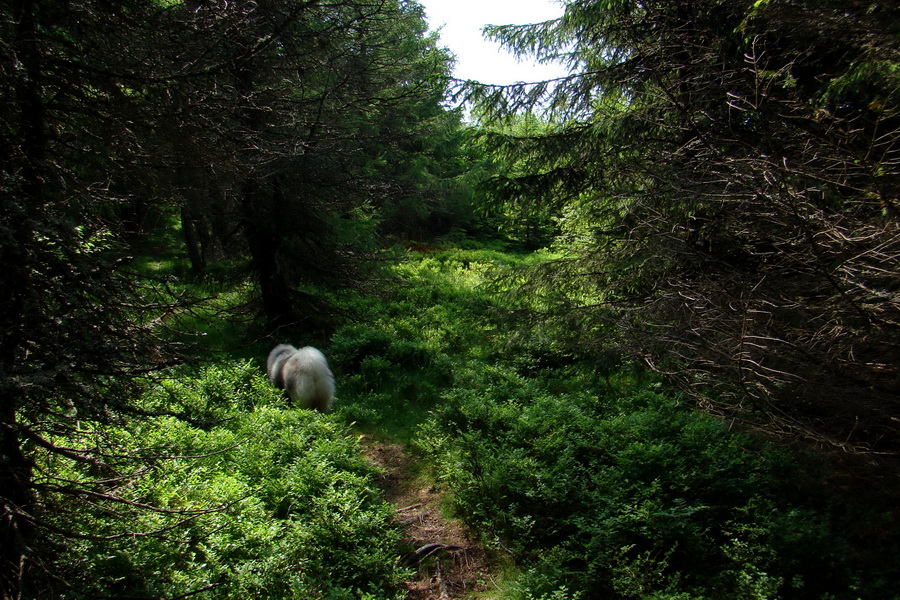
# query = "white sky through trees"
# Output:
<box><xmin>417</xmin><ymin>0</ymin><xmax>569</xmax><ymax>84</ymax></box>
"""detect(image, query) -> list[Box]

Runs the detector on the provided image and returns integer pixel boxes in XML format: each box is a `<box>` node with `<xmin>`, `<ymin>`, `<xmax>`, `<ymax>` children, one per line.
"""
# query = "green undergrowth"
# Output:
<box><xmin>40</xmin><ymin>362</ymin><xmax>408</xmax><ymax>600</ymax></box>
<box><xmin>326</xmin><ymin>246</ymin><xmax>898</xmax><ymax>600</ymax></box>
<box><xmin>99</xmin><ymin>241</ymin><xmax>899</xmax><ymax>600</ymax></box>
<box><xmin>329</xmin><ymin>246</ymin><xmax>545</xmax><ymax>442</ymax></box>
<box><xmin>418</xmin><ymin>371</ymin><xmax>892</xmax><ymax>599</ymax></box>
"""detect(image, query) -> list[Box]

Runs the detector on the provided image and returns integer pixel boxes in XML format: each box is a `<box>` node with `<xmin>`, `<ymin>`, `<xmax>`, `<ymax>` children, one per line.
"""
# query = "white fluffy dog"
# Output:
<box><xmin>267</xmin><ymin>344</ymin><xmax>335</xmax><ymax>413</ymax></box>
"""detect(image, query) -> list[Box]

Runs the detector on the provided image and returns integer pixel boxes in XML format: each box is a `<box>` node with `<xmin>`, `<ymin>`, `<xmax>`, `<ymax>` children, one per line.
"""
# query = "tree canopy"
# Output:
<box><xmin>0</xmin><ymin>0</ymin><xmax>457</xmax><ymax>596</ymax></box>
<box><xmin>471</xmin><ymin>0</ymin><xmax>900</xmax><ymax>456</ymax></box>
<box><xmin>3</xmin><ymin>0</ymin><xmax>900</xmax><ymax>597</ymax></box>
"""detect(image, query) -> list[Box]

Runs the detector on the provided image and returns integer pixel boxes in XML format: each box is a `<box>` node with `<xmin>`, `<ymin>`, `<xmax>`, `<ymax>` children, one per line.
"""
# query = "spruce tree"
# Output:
<box><xmin>472</xmin><ymin>0</ymin><xmax>900</xmax><ymax>455</ymax></box>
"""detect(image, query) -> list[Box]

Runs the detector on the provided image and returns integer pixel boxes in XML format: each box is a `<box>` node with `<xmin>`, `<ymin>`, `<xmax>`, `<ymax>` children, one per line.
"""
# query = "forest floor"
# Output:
<box><xmin>362</xmin><ymin>435</ymin><xmax>501</xmax><ymax>600</ymax></box>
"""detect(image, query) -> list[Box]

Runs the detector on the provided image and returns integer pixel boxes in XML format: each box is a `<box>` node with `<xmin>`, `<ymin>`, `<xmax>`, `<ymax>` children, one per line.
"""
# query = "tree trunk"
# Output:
<box><xmin>1</xmin><ymin>2</ymin><xmax>43</xmax><ymax>596</ymax></box>
<box><xmin>0</xmin><ymin>406</ymin><xmax>33</xmax><ymax>600</ymax></box>
<box><xmin>241</xmin><ymin>179</ymin><xmax>300</xmax><ymax>333</ymax></box>
<box><xmin>181</xmin><ymin>203</ymin><xmax>206</xmax><ymax>273</ymax></box>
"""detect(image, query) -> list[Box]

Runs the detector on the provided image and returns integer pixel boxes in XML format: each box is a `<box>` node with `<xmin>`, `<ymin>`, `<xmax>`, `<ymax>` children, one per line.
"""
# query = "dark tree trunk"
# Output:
<box><xmin>227</xmin><ymin>40</ymin><xmax>302</xmax><ymax>333</ymax></box>
<box><xmin>0</xmin><ymin>406</ymin><xmax>33</xmax><ymax>600</ymax></box>
<box><xmin>241</xmin><ymin>180</ymin><xmax>301</xmax><ymax>333</ymax></box>
<box><xmin>1</xmin><ymin>2</ymin><xmax>43</xmax><ymax>596</ymax></box>
<box><xmin>181</xmin><ymin>203</ymin><xmax>206</xmax><ymax>273</ymax></box>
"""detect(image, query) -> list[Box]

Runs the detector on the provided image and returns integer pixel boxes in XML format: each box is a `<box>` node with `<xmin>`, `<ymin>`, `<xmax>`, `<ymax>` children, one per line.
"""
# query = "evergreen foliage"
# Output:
<box><xmin>4</xmin><ymin>0</ymin><xmax>900</xmax><ymax>597</ymax></box>
<box><xmin>0</xmin><ymin>0</ymin><xmax>457</xmax><ymax>595</ymax></box>
<box><xmin>149</xmin><ymin>0</ymin><xmax>463</xmax><ymax>333</ymax></box>
<box><xmin>1</xmin><ymin>1</ymin><xmax>196</xmax><ymax>594</ymax></box>
<box><xmin>465</xmin><ymin>0</ymin><xmax>900</xmax><ymax>456</ymax></box>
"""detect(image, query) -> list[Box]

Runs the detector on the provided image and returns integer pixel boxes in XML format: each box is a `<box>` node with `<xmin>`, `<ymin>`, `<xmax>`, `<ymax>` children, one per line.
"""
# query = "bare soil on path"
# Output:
<box><xmin>362</xmin><ymin>436</ymin><xmax>499</xmax><ymax>600</ymax></box>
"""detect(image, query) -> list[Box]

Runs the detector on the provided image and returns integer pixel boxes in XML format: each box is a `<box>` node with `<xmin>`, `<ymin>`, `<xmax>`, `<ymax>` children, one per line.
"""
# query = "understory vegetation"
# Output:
<box><xmin>17</xmin><ymin>239</ymin><xmax>900</xmax><ymax>599</ymax></box>
<box><xmin>331</xmin><ymin>247</ymin><xmax>900</xmax><ymax>600</ymax></box>
<box><xmin>4</xmin><ymin>0</ymin><xmax>899</xmax><ymax>598</ymax></box>
<box><xmin>40</xmin><ymin>361</ymin><xmax>406</xmax><ymax>599</ymax></box>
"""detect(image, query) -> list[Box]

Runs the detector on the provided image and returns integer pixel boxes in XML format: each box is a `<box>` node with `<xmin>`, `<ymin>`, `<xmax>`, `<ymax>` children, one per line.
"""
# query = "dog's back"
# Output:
<box><xmin>269</xmin><ymin>345</ymin><xmax>335</xmax><ymax>412</ymax></box>
<box><xmin>267</xmin><ymin>344</ymin><xmax>297</xmax><ymax>389</ymax></box>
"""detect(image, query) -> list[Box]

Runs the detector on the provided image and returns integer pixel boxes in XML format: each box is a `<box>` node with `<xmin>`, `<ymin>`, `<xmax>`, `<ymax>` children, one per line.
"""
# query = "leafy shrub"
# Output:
<box><xmin>325</xmin><ymin>252</ymin><xmax>495</xmax><ymax>436</ymax></box>
<box><xmin>418</xmin><ymin>369</ymin><xmax>869</xmax><ymax>599</ymax></box>
<box><xmin>42</xmin><ymin>362</ymin><xmax>406</xmax><ymax>599</ymax></box>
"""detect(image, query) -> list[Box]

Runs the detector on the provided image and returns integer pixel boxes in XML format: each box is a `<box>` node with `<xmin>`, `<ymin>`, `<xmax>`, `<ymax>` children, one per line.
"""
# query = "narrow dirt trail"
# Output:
<box><xmin>362</xmin><ymin>436</ymin><xmax>499</xmax><ymax>600</ymax></box>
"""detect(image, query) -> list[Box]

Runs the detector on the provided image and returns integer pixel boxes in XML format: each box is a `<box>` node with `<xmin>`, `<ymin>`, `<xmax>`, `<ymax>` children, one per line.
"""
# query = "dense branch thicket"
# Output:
<box><xmin>0</xmin><ymin>1</ymin><xmax>456</xmax><ymax>596</ymax></box>
<box><xmin>1</xmin><ymin>2</ymin><xmax>196</xmax><ymax>595</ymax></box>
<box><xmin>117</xmin><ymin>0</ymin><xmax>461</xmax><ymax>333</ymax></box>
<box><xmin>473</xmin><ymin>0</ymin><xmax>900</xmax><ymax>458</ymax></box>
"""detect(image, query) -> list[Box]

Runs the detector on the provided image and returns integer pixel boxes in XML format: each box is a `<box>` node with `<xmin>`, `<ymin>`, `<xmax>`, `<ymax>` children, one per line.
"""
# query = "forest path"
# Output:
<box><xmin>361</xmin><ymin>436</ymin><xmax>499</xmax><ymax>600</ymax></box>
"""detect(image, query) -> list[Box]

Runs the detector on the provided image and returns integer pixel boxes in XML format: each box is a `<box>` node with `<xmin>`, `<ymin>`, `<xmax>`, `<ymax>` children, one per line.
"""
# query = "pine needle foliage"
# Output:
<box><xmin>463</xmin><ymin>0</ymin><xmax>900</xmax><ymax>460</ymax></box>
